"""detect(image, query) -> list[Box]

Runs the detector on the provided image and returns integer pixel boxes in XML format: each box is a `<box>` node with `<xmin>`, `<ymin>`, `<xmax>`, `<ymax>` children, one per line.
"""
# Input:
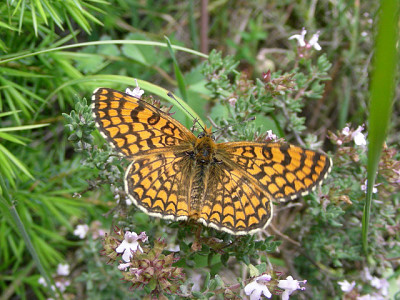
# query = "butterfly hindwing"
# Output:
<box><xmin>124</xmin><ymin>150</ymin><xmax>194</xmax><ymax>221</ymax></box>
<box><xmin>199</xmin><ymin>163</ymin><xmax>273</xmax><ymax>235</ymax></box>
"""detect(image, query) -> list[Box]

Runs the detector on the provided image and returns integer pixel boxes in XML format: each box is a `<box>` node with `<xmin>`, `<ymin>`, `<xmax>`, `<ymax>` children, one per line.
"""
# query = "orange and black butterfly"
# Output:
<box><xmin>92</xmin><ymin>88</ymin><xmax>331</xmax><ymax>235</ymax></box>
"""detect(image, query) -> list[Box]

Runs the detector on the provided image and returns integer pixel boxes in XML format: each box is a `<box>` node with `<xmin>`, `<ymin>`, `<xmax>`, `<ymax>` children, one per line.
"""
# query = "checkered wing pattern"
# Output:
<box><xmin>92</xmin><ymin>88</ymin><xmax>332</xmax><ymax>235</ymax></box>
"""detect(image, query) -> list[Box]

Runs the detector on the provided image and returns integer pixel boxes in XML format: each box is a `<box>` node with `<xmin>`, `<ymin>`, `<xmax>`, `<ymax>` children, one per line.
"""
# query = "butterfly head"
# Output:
<box><xmin>197</xmin><ymin>125</ymin><xmax>215</xmax><ymax>140</ymax></box>
<box><xmin>193</xmin><ymin>125</ymin><xmax>217</xmax><ymax>163</ymax></box>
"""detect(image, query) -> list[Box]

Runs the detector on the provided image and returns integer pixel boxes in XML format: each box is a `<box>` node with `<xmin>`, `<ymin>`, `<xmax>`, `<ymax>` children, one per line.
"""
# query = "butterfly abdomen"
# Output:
<box><xmin>187</xmin><ymin>135</ymin><xmax>220</xmax><ymax>217</ymax></box>
<box><xmin>189</xmin><ymin>166</ymin><xmax>207</xmax><ymax>217</ymax></box>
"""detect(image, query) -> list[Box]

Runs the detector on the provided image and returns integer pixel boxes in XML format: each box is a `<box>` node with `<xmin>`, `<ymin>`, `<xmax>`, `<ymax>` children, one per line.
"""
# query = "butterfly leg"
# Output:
<box><xmin>191</xmin><ymin>224</ymin><xmax>203</xmax><ymax>252</ymax></box>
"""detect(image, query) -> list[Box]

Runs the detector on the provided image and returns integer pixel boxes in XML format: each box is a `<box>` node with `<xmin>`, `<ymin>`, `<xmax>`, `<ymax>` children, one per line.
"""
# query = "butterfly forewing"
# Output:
<box><xmin>92</xmin><ymin>88</ymin><xmax>196</xmax><ymax>157</ymax></box>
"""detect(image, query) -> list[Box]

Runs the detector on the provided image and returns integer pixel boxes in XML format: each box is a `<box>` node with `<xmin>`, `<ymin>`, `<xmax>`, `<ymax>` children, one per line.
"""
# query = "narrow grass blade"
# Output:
<box><xmin>165</xmin><ymin>36</ymin><xmax>188</xmax><ymax>102</ymax></box>
<box><xmin>0</xmin><ymin>123</ymin><xmax>49</xmax><ymax>132</ymax></box>
<box><xmin>363</xmin><ymin>0</ymin><xmax>399</xmax><ymax>253</ymax></box>
<box><xmin>43</xmin><ymin>74</ymin><xmax>205</xmax><ymax>128</ymax></box>
<box><xmin>0</xmin><ymin>144</ymin><xmax>34</xmax><ymax>179</ymax></box>
<box><xmin>0</xmin><ymin>40</ymin><xmax>208</xmax><ymax>65</ymax></box>
<box><xmin>0</xmin><ymin>177</ymin><xmax>57</xmax><ymax>298</ymax></box>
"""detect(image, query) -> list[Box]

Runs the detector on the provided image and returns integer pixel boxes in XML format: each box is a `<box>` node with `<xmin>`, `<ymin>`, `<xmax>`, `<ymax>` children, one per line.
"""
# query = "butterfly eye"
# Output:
<box><xmin>197</xmin><ymin>132</ymin><xmax>205</xmax><ymax>138</ymax></box>
<box><xmin>213</xmin><ymin>157</ymin><xmax>223</xmax><ymax>164</ymax></box>
<box><xmin>185</xmin><ymin>151</ymin><xmax>195</xmax><ymax>158</ymax></box>
<box><xmin>211</xmin><ymin>134</ymin><xmax>216</xmax><ymax>140</ymax></box>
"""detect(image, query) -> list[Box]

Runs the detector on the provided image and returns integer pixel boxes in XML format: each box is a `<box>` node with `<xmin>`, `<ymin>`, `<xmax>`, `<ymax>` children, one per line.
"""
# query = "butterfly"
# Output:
<box><xmin>92</xmin><ymin>88</ymin><xmax>332</xmax><ymax>235</ymax></box>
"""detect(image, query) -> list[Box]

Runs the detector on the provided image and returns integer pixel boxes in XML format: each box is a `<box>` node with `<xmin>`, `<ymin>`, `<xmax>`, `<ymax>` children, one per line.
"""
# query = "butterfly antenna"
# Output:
<box><xmin>167</xmin><ymin>92</ymin><xmax>205</xmax><ymax>132</ymax></box>
<box><xmin>211</xmin><ymin>116</ymin><xmax>256</xmax><ymax>135</ymax></box>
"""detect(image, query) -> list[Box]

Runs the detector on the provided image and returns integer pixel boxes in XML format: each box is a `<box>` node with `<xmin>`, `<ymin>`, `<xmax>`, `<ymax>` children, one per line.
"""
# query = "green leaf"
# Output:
<box><xmin>0</xmin><ymin>144</ymin><xmax>34</xmax><ymax>179</ymax></box>
<box><xmin>0</xmin><ymin>20</ymin><xmax>18</xmax><ymax>31</ymax></box>
<box><xmin>0</xmin><ymin>123</ymin><xmax>49</xmax><ymax>132</ymax></box>
<box><xmin>121</xmin><ymin>34</ymin><xmax>153</xmax><ymax>65</ymax></box>
<box><xmin>363</xmin><ymin>0</ymin><xmax>399</xmax><ymax>254</ymax></box>
<box><xmin>0</xmin><ymin>132</ymin><xmax>27</xmax><ymax>145</ymax></box>
<box><xmin>214</xmin><ymin>274</ymin><xmax>225</xmax><ymax>288</ymax></box>
<box><xmin>248</xmin><ymin>264</ymin><xmax>260</xmax><ymax>277</ymax></box>
<box><xmin>41</xmin><ymin>0</ymin><xmax>64</xmax><ymax>29</ymax></box>
<box><xmin>30</xmin><ymin>2</ymin><xmax>38</xmax><ymax>36</ymax></box>
<box><xmin>191</xmin><ymin>291</ymin><xmax>203</xmax><ymax>298</ymax></box>
<box><xmin>65</xmin><ymin>3</ymin><xmax>91</xmax><ymax>34</ymax></box>
<box><xmin>202</xmin><ymin>272</ymin><xmax>211</xmax><ymax>292</ymax></box>
<box><xmin>0</xmin><ymin>67</ymin><xmax>52</xmax><ymax>78</ymax></box>
<box><xmin>147</xmin><ymin>278</ymin><xmax>157</xmax><ymax>291</ymax></box>
<box><xmin>208</xmin><ymin>279</ymin><xmax>218</xmax><ymax>291</ymax></box>
<box><xmin>255</xmin><ymin>263</ymin><xmax>267</xmax><ymax>274</ymax></box>
<box><xmin>220</xmin><ymin>253</ymin><xmax>229</xmax><ymax>266</ymax></box>
<box><xmin>0</xmin><ymin>151</ymin><xmax>16</xmax><ymax>186</ymax></box>
<box><xmin>32</xmin><ymin>0</ymin><xmax>48</xmax><ymax>25</ymax></box>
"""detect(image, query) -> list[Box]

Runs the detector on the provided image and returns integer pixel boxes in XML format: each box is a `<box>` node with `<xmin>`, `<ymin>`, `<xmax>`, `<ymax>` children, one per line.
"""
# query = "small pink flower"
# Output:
<box><xmin>265</xmin><ymin>130</ymin><xmax>277</xmax><ymax>142</ymax></box>
<box><xmin>73</xmin><ymin>224</ymin><xmax>89</xmax><ymax>239</ymax></box>
<box><xmin>352</xmin><ymin>125</ymin><xmax>367</xmax><ymax>146</ymax></box>
<box><xmin>354</xmin><ymin>132</ymin><xmax>367</xmax><ymax>146</ymax></box>
<box><xmin>55</xmin><ymin>279</ymin><xmax>70</xmax><ymax>292</ymax></box>
<box><xmin>342</xmin><ymin>126</ymin><xmax>351</xmax><ymax>136</ymax></box>
<box><xmin>38</xmin><ymin>277</ymin><xmax>47</xmax><ymax>286</ymax></box>
<box><xmin>341</xmin><ymin>125</ymin><xmax>367</xmax><ymax>146</ymax></box>
<box><xmin>278</xmin><ymin>276</ymin><xmax>307</xmax><ymax>300</ymax></box>
<box><xmin>118</xmin><ymin>262</ymin><xmax>131</xmax><ymax>271</ymax></box>
<box><xmin>361</xmin><ymin>180</ymin><xmax>380</xmax><ymax>194</ymax></box>
<box><xmin>130</xmin><ymin>267</ymin><xmax>143</xmax><ymax>279</ymax></box>
<box><xmin>308</xmin><ymin>32</ymin><xmax>321</xmax><ymax>50</ymax></box>
<box><xmin>244</xmin><ymin>274</ymin><xmax>272</xmax><ymax>300</ymax></box>
<box><xmin>126</xmin><ymin>79</ymin><xmax>144</xmax><ymax>99</ymax></box>
<box><xmin>393</xmin><ymin>169</ymin><xmax>400</xmax><ymax>183</ymax></box>
<box><xmin>289</xmin><ymin>28</ymin><xmax>307</xmax><ymax>47</ymax></box>
<box><xmin>115</xmin><ymin>231</ymin><xmax>147</xmax><ymax>262</ymax></box>
<box><xmin>338</xmin><ymin>280</ymin><xmax>356</xmax><ymax>292</ymax></box>
<box><xmin>56</xmin><ymin>263</ymin><xmax>70</xmax><ymax>276</ymax></box>
<box><xmin>38</xmin><ymin>277</ymin><xmax>56</xmax><ymax>291</ymax></box>
<box><xmin>92</xmin><ymin>228</ymin><xmax>106</xmax><ymax>239</ymax></box>
<box><xmin>228</xmin><ymin>97</ymin><xmax>237</xmax><ymax>107</ymax></box>
<box><xmin>370</xmin><ymin>277</ymin><xmax>389</xmax><ymax>296</ymax></box>
<box><xmin>289</xmin><ymin>28</ymin><xmax>321</xmax><ymax>51</ymax></box>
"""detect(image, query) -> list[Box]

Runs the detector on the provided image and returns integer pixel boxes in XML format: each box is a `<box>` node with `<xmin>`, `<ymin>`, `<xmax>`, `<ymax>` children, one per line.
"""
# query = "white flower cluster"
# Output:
<box><xmin>289</xmin><ymin>28</ymin><xmax>322</xmax><ymax>51</ymax></box>
<box><xmin>338</xmin><ymin>267</ymin><xmax>389</xmax><ymax>299</ymax></box>
<box><xmin>244</xmin><ymin>274</ymin><xmax>306</xmax><ymax>300</ymax></box>
<box><xmin>342</xmin><ymin>125</ymin><xmax>367</xmax><ymax>146</ymax></box>
<box><xmin>38</xmin><ymin>263</ymin><xmax>70</xmax><ymax>293</ymax></box>
<box><xmin>73</xmin><ymin>224</ymin><xmax>89</xmax><ymax>239</ymax></box>
<box><xmin>73</xmin><ymin>222</ymin><xmax>105</xmax><ymax>240</ymax></box>
<box><xmin>361</xmin><ymin>179</ymin><xmax>381</xmax><ymax>194</ymax></box>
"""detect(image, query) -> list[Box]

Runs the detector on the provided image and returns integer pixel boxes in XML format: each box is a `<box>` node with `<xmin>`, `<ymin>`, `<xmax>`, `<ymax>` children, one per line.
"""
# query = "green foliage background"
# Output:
<box><xmin>0</xmin><ymin>0</ymin><xmax>399</xmax><ymax>299</ymax></box>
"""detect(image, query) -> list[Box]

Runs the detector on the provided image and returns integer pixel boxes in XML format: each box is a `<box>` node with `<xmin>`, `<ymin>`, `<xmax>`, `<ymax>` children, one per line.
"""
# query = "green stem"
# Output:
<box><xmin>0</xmin><ymin>40</ymin><xmax>208</xmax><ymax>65</ymax></box>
